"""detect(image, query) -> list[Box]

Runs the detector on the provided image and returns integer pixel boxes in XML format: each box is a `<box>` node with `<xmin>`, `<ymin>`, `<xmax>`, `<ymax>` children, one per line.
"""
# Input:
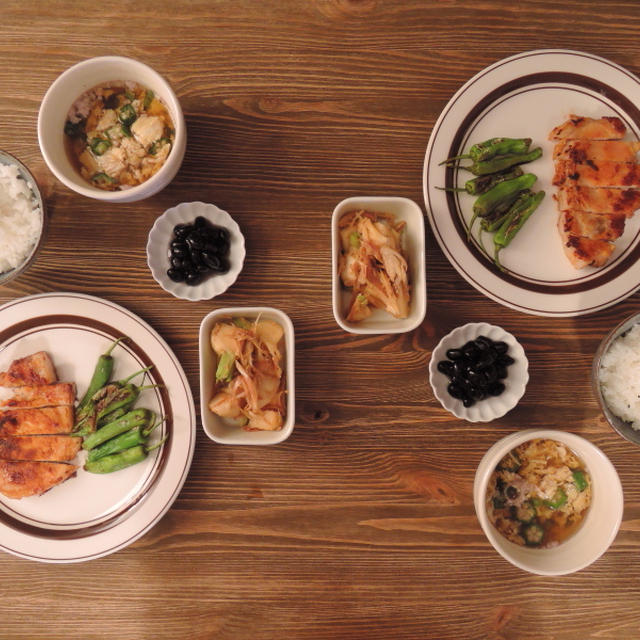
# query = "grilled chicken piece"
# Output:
<box><xmin>555</xmin><ymin>186</ymin><xmax>640</xmax><ymax>217</ymax></box>
<box><xmin>0</xmin><ymin>460</ymin><xmax>77</xmax><ymax>499</ymax></box>
<box><xmin>558</xmin><ymin>232</ymin><xmax>615</xmax><ymax>269</ymax></box>
<box><xmin>0</xmin><ymin>383</ymin><xmax>75</xmax><ymax>410</ymax></box>
<box><xmin>558</xmin><ymin>210</ymin><xmax>626</xmax><ymax>242</ymax></box>
<box><xmin>553</xmin><ymin>140</ymin><xmax>640</xmax><ymax>164</ymax></box>
<box><xmin>549</xmin><ymin>115</ymin><xmax>626</xmax><ymax>141</ymax></box>
<box><xmin>553</xmin><ymin>159</ymin><xmax>640</xmax><ymax>188</ymax></box>
<box><xmin>0</xmin><ymin>407</ymin><xmax>74</xmax><ymax>436</ymax></box>
<box><xmin>0</xmin><ymin>351</ymin><xmax>57</xmax><ymax>387</ymax></box>
<box><xmin>0</xmin><ymin>435</ymin><xmax>81</xmax><ymax>462</ymax></box>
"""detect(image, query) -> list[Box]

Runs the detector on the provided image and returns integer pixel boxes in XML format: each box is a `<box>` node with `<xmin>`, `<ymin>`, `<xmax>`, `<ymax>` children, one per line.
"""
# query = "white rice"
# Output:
<box><xmin>599</xmin><ymin>323</ymin><xmax>640</xmax><ymax>430</ymax></box>
<box><xmin>0</xmin><ymin>163</ymin><xmax>42</xmax><ymax>274</ymax></box>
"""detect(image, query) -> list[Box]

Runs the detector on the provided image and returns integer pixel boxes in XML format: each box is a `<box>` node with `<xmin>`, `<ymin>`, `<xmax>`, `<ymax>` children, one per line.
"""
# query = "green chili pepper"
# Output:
<box><xmin>89</xmin><ymin>137</ymin><xmax>111</xmax><ymax>156</ymax></box>
<box><xmin>84</xmin><ymin>436</ymin><xmax>167</xmax><ymax>474</ymax></box>
<box><xmin>572</xmin><ymin>470</ymin><xmax>588</xmax><ymax>492</ymax></box>
<box><xmin>77</xmin><ymin>337</ymin><xmax>125</xmax><ymax>411</ymax></box>
<box><xmin>494</xmin><ymin>190</ymin><xmax>545</xmax><ymax>268</ymax></box>
<box><xmin>482</xmin><ymin>190</ymin><xmax>532</xmax><ymax>233</ymax></box>
<box><xmin>82</xmin><ymin>408</ymin><xmax>153</xmax><ymax>451</ymax></box>
<box><xmin>438</xmin><ymin>167</ymin><xmax>525</xmax><ymax>197</ymax></box>
<box><xmin>472</xmin><ymin>174</ymin><xmax>537</xmax><ymax>219</ymax></box>
<box><xmin>441</xmin><ymin>137</ymin><xmax>532</xmax><ymax>165</ymax></box>
<box><xmin>461</xmin><ymin>148</ymin><xmax>542</xmax><ymax>176</ymax></box>
<box><xmin>87</xmin><ymin>417</ymin><xmax>162</xmax><ymax>462</ymax></box>
<box><xmin>118</xmin><ymin>103</ymin><xmax>137</xmax><ymax>126</ymax></box>
<box><xmin>543</xmin><ymin>487</ymin><xmax>568</xmax><ymax>510</ymax></box>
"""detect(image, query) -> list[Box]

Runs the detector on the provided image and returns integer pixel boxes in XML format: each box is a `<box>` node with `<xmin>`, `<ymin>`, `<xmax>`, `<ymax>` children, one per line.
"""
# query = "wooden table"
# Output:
<box><xmin>1</xmin><ymin>1</ymin><xmax>640</xmax><ymax>638</ymax></box>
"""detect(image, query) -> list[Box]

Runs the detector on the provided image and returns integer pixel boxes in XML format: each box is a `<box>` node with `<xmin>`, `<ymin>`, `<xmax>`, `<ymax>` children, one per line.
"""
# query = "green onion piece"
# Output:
<box><xmin>572</xmin><ymin>470</ymin><xmax>588</xmax><ymax>492</ymax></box>
<box><xmin>349</xmin><ymin>232</ymin><xmax>360</xmax><ymax>248</ymax></box>
<box><xmin>233</xmin><ymin>317</ymin><xmax>252</xmax><ymax>329</ymax></box>
<box><xmin>215</xmin><ymin>351</ymin><xmax>235</xmax><ymax>383</ymax></box>
<box><xmin>356</xmin><ymin>293</ymin><xmax>367</xmax><ymax>305</ymax></box>
<box><xmin>89</xmin><ymin>137</ymin><xmax>111</xmax><ymax>156</ymax></box>
<box><xmin>143</xmin><ymin>90</ymin><xmax>154</xmax><ymax>109</ymax></box>
<box><xmin>91</xmin><ymin>172</ymin><xmax>117</xmax><ymax>187</ymax></box>
<box><xmin>118</xmin><ymin>103</ymin><xmax>137</xmax><ymax>126</ymax></box>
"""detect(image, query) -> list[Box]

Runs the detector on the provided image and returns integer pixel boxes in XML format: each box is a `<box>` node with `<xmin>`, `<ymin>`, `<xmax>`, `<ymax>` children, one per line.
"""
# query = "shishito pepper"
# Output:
<box><xmin>493</xmin><ymin>190</ymin><xmax>545</xmax><ymax>269</ymax></box>
<box><xmin>462</xmin><ymin>147</ymin><xmax>542</xmax><ymax>176</ymax></box>
<box><xmin>481</xmin><ymin>190</ymin><xmax>532</xmax><ymax>233</ymax></box>
<box><xmin>437</xmin><ymin>167</ymin><xmax>524</xmax><ymax>196</ymax></box>
<box><xmin>441</xmin><ymin>137</ymin><xmax>532</xmax><ymax>164</ymax></box>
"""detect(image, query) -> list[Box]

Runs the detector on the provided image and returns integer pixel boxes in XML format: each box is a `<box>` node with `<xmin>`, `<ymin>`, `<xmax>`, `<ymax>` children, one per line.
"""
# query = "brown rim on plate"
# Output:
<box><xmin>0</xmin><ymin>314</ymin><xmax>173</xmax><ymax>540</ymax></box>
<box><xmin>442</xmin><ymin>71</ymin><xmax>640</xmax><ymax>295</ymax></box>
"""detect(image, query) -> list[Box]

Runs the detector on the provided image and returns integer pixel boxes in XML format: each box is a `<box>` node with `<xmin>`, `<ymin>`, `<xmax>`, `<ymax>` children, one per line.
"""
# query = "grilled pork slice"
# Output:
<box><xmin>0</xmin><ymin>407</ymin><xmax>74</xmax><ymax>436</ymax></box>
<box><xmin>0</xmin><ymin>383</ymin><xmax>76</xmax><ymax>410</ymax></box>
<box><xmin>555</xmin><ymin>186</ymin><xmax>640</xmax><ymax>217</ymax></box>
<box><xmin>0</xmin><ymin>460</ymin><xmax>77</xmax><ymax>499</ymax></box>
<box><xmin>558</xmin><ymin>210</ymin><xmax>626</xmax><ymax>242</ymax></box>
<box><xmin>549</xmin><ymin>115</ymin><xmax>626</xmax><ymax>141</ymax></box>
<box><xmin>553</xmin><ymin>160</ymin><xmax>640</xmax><ymax>188</ymax></box>
<box><xmin>0</xmin><ymin>351</ymin><xmax>57</xmax><ymax>387</ymax></box>
<box><xmin>553</xmin><ymin>139</ymin><xmax>640</xmax><ymax>164</ymax></box>
<box><xmin>0</xmin><ymin>435</ymin><xmax>81</xmax><ymax>462</ymax></box>
<box><xmin>558</xmin><ymin>231</ymin><xmax>615</xmax><ymax>269</ymax></box>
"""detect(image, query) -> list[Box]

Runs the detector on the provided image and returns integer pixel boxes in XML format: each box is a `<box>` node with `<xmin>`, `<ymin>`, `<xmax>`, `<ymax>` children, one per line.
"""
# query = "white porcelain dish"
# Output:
<box><xmin>474</xmin><ymin>429</ymin><xmax>623</xmax><ymax>575</ymax></box>
<box><xmin>423</xmin><ymin>49</ymin><xmax>640</xmax><ymax>316</ymax></box>
<box><xmin>429</xmin><ymin>322</ymin><xmax>528</xmax><ymax>422</ymax></box>
<box><xmin>592</xmin><ymin>311</ymin><xmax>640</xmax><ymax>446</ymax></box>
<box><xmin>331</xmin><ymin>196</ymin><xmax>426</xmax><ymax>334</ymax></box>
<box><xmin>0</xmin><ymin>150</ymin><xmax>46</xmax><ymax>286</ymax></box>
<box><xmin>199</xmin><ymin>307</ymin><xmax>295</xmax><ymax>445</ymax></box>
<box><xmin>38</xmin><ymin>56</ymin><xmax>186</xmax><ymax>202</ymax></box>
<box><xmin>147</xmin><ymin>201</ymin><xmax>245</xmax><ymax>301</ymax></box>
<box><xmin>0</xmin><ymin>293</ymin><xmax>196</xmax><ymax>563</ymax></box>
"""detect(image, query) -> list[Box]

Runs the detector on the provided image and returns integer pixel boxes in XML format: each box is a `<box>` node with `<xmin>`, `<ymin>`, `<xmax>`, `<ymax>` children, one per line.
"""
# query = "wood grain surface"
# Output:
<box><xmin>1</xmin><ymin>0</ymin><xmax>640</xmax><ymax>638</ymax></box>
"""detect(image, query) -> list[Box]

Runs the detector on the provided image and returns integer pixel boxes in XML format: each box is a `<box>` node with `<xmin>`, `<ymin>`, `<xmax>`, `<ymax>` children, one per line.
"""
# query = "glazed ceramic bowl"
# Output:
<box><xmin>593</xmin><ymin>311</ymin><xmax>640</xmax><ymax>446</ymax></box>
<box><xmin>38</xmin><ymin>56</ymin><xmax>186</xmax><ymax>202</ymax></box>
<box><xmin>331</xmin><ymin>196</ymin><xmax>426</xmax><ymax>334</ymax></box>
<box><xmin>146</xmin><ymin>202</ymin><xmax>245</xmax><ymax>301</ymax></box>
<box><xmin>199</xmin><ymin>307</ymin><xmax>295</xmax><ymax>445</ymax></box>
<box><xmin>0</xmin><ymin>151</ymin><xmax>46</xmax><ymax>286</ymax></box>
<box><xmin>474</xmin><ymin>429</ymin><xmax>623</xmax><ymax>575</ymax></box>
<box><xmin>429</xmin><ymin>322</ymin><xmax>528</xmax><ymax>422</ymax></box>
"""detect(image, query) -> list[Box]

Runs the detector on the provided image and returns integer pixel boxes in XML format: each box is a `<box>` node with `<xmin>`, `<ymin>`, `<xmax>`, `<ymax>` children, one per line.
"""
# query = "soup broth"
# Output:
<box><xmin>486</xmin><ymin>438</ymin><xmax>591</xmax><ymax>548</ymax></box>
<box><xmin>64</xmin><ymin>81</ymin><xmax>174</xmax><ymax>191</ymax></box>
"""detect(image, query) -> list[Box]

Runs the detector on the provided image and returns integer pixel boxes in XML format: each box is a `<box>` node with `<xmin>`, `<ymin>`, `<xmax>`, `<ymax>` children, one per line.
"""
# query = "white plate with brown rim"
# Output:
<box><xmin>424</xmin><ymin>49</ymin><xmax>640</xmax><ymax>317</ymax></box>
<box><xmin>0</xmin><ymin>293</ymin><xmax>195</xmax><ymax>563</ymax></box>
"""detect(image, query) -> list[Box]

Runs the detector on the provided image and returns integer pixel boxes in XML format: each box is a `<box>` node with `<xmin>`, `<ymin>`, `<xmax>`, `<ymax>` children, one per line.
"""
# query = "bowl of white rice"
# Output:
<box><xmin>593</xmin><ymin>312</ymin><xmax>640</xmax><ymax>445</ymax></box>
<box><xmin>0</xmin><ymin>151</ymin><xmax>45</xmax><ymax>286</ymax></box>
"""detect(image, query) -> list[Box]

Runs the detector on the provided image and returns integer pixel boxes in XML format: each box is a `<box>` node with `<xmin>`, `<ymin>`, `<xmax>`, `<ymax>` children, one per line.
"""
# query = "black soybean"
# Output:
<box><xmin>439</xmin><ymin>334</ymin><xmax>515</xmax><ymax>405</ymax></box>
<box><xmin>167</xmin><ymin>268</ymin><xmax>185</xmax><ymax>282</ymax></box>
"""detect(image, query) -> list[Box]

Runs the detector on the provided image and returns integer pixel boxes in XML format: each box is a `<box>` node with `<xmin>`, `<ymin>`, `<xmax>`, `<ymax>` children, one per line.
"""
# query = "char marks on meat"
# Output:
<box><xmin>550</xmin><ymin>115</ymin><xmax>640</xmax><ymax>269</ymax></box>
<box><xmin>0</xmin><ymin>352</ymin><xmax>78</xmax><ymax>498</ymax></box>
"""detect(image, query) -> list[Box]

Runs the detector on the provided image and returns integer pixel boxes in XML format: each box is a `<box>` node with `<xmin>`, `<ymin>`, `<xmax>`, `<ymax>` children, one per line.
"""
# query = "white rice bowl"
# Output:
<box><xmin>0</xmin><ymin>163</ymin><xmax>42</xmax><ymax>274</ymax></box>
<box><xmin>599</xmin><ymin>323</ymin><xmax>640</xmax><ymax>430</ymax></box>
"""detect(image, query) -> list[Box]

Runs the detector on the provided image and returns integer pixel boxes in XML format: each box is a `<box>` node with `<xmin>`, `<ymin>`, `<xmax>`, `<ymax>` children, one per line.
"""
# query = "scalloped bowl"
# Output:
<box><xmin>146</xmin><ymin>201</ymin><xmax>245</xmax><ymax>301</ymax></box>
<box><xmin>428</xmin><ymin>322</ymin><xmax>529</xmax><ymax>422</ymax></box>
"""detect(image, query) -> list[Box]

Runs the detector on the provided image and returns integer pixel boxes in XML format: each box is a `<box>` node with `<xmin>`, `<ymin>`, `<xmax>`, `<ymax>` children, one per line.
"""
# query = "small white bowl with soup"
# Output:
<box><xmin>38</xmin><ymin>56</ymin><xmax>186</xmax><ymax>202</ymax></box>
<box><xmin>474</xmin><ymin>429</ymin><xmax>623</xmax><ymax>575</ymax></box>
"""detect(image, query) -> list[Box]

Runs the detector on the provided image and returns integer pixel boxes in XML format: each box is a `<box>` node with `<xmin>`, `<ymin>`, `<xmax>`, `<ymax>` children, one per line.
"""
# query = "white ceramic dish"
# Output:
<box><xmin>0</xmin><ymin>293</ymin><xmax>196</xmax><ymax>563</ymax></box>
<box><xmin>424</xmin><ymin>49</ymin><xmax>640</xmax><ymax>316</ymax></box>
<box><xmin>0</xmin><ymin>150</ymin><xmax>46</xmax><ymax>286</ymax></box>
<box><xmin>474</xmin><ymin>429</ymin><xmax>623</xmax><ymax>575</ymax></box>
<box><xmin>331</xmin><ymin>196</ymin><xmax>426</xmax><ymax>334</ymax></box>
<box><xmin>199</xmin><ymin>307</ymin><xmax>295</xmax><ymax>445</ymax></box>
<box><xmin>38</xmin><ymin>56</ymin><xmax>186</xmax><ymax>202</ymax></box>
<box><xmin>147</xmin><ymin>201</ymin><xmax>245</xmax><ymax>301</ymax></box>
<box><xmin>592</xmin><ymin>311</ymin><xmax>640</xmax><ymax>446</ymax></box>
<box><xmin>429</xmin><ymin>322</ymin><xmax>528</xmax><ymax>422</ymax></box>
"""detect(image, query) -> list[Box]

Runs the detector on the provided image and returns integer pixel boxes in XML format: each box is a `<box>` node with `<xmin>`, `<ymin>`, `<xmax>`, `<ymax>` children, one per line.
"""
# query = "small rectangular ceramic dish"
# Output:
<box><xmin>331</xmin><ymin>196</ymin><xmax>427</xmax><ymax>334</ymax></box>
<box><xmin>199</xmin><ymin>306</ymin><xmax>295</xmax><ymax>445</ymax></box>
